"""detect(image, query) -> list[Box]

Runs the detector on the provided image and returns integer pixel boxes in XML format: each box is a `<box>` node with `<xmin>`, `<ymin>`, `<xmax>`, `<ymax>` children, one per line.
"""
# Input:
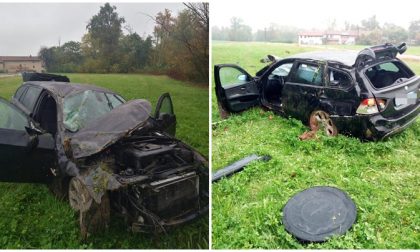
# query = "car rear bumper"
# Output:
<box><xmin>331</xmin><ymin>103</ymin><xmax>419</xmax><ymax>140</ymax></box>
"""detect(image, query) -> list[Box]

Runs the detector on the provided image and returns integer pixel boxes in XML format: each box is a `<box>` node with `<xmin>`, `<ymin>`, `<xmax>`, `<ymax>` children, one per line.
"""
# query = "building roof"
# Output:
<box><xmin>287</xmin><ymin>50</ymin><xmax>359</xmax><ymax>67</ymax></box>
<box><xmin>298</xmin><ymin>30</ymin><xmax>359</xmax><ymax>37</ymax></box>
<box><xmin>298</xmin><ymin>31</ymin><xmax>324</xmax><ymax>36</ymax></box>
<box><xmin>0</xmin><ymin>56</ymin><xmax>42</xmax><ymax>62</ymax></box>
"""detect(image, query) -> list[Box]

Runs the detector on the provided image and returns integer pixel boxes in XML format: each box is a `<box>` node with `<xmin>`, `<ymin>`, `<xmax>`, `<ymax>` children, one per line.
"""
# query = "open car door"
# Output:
<box><xmin>214</xmin><ymin>64</ymin><xmax>260</xmax><ymax>115</ymax></box>
<box><xmin>154</xmin><ymin>93</ymin><xmax>176</xmax><ymax>136</ymax></box>
<box><xmin>0</xmin><ymin>98</ymin><xmax>55</xmax><ymax>183</ymax></box>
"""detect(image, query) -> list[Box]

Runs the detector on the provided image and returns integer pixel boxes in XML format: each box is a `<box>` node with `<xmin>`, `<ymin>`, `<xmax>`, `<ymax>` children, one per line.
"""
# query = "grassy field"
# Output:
<box><xmin>0</xmin><ymin>74</ymin><xmax>209</xmax><ymax>249</ymax></box>
<box><xmin>212</xmin><ymin>41</ymin><xmax>420</xmax><ymax>249</ymax></box>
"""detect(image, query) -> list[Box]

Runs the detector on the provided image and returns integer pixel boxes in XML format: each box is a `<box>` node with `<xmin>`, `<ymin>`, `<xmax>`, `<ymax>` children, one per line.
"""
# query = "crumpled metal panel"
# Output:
<box><xmin>79</xmin><ymin>163</ymin><xmax>122</xmax><ymax>204</ymax></box>
<box><xmin>70</xmin><ymin>99</ymin><xmax>152</xmax><ymax>159</ymax></box>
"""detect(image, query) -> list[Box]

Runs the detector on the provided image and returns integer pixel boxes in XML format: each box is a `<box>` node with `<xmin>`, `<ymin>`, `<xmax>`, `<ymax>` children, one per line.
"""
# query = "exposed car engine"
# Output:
<box><xmin>99</xmin><ymin>134</ymin><xmax>208</xmax><ymax>233</ymax></box>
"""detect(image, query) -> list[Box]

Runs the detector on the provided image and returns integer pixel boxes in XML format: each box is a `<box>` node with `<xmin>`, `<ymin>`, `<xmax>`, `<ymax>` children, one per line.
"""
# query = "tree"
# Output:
<box><xmin>228</xmin><ymin>17</ymin><xmax>252</xmax><ymax>41</ymax></box>
<box><xmin>382</xmin><ymin>23</ymin><xmax>408</xmax><ymax>44</ymax></box>
<box><xmin>361</xmin><ymin>15</ymin><xmax>380</xmax><ymax>30</ymax></box>
<box><xmin>86</xmin><ymin>3</ymin><xmax>125</xmax><ymax>72</ymax></box>
<box><xmin>151</xmin><ymin>4</ymin><xmax>209</xmax><ymax>82</ymax></box>
<box><xmin>212</xmin><ymin>26</ymin><xmax>229</xmax><ymax>41</ymax></box>
<box><xmin>39</xmin><ymin>46</ymin><xmax>56</xmax><ymax>72</ymax></box>
<box><xmin>119</xmin><ymin>33</ymin><xmax>153</xmax><ymax>72</ymax></box>
<box><xmin>408</xmin><ymin>20</ymin><xmax>420</xmax><ymax>45</ymax></box>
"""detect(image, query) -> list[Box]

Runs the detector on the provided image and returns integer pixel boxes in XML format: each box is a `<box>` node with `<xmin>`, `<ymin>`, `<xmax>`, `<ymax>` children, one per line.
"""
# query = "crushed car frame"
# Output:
<box><xmin>215</xmin><ymin>43</ymin><xmax>419</xmax><ymax>140</ymax></box>
<box><xmin>0</xmin><ymin>73</ymin><xmax>209</xmax><ymax>238</ymax></box>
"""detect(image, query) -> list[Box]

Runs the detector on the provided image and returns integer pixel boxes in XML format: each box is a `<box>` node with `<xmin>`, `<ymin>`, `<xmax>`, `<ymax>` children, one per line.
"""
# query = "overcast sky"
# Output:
<box><xmin>212</xmin><ymin>0</ymin><xmax>419</xmax><ymax>31</ymax></box>
<box><xmin>0</xmin><ymin>2</ymin><xmax>185</xmax><ymax>56</ymax></box>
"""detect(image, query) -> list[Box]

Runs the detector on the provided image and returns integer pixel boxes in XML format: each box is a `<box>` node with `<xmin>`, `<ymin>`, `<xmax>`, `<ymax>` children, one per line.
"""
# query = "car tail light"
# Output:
<box><xmin>356</xmin><ymin>98</ymin><xmax>386</xmax><ymax>114</ymax></box>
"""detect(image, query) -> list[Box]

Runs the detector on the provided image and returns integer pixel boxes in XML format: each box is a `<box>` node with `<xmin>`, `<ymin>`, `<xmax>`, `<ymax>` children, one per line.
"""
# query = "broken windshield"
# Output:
<box><xmin>63</xmin><ymin>90</ymin><xmax>124</xmax><ymax>132</ymax></box>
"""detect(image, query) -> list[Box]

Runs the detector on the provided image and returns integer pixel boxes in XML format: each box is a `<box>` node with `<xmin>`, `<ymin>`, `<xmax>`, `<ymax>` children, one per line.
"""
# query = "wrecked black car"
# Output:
<box><xmin>215</xmin><ymin>43</ymin><xmax>419</xmax><ymax>140</ymax></box>
<box><xmin>0</xmin><ymin>73</ymin><xmax>208</xmax><ymax>237</ymax></box>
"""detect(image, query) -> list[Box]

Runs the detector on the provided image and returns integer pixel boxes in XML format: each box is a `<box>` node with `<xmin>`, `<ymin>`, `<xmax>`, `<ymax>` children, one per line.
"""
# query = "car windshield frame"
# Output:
<box><xmin>63</xmin><ymin>90</ymin><xmax>125</xmax><ymax>132</ymax></box>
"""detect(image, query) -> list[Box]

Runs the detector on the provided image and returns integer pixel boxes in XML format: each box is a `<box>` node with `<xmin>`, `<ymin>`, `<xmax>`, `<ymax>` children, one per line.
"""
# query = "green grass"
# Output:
<box><xmin>0</xmin><ymin>73</ymin><xmax>209</xmax><ymax>249</ymax></box>
<box><xmin>212</xmin><ymin>41</ymin><xmax>420</xmax><ymax>249</ymax></box>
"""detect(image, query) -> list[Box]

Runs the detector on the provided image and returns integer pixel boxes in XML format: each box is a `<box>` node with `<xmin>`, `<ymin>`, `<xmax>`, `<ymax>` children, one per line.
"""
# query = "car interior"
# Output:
<box><xmin>365</xmin><ymin>61</ymin><xmax>414</xmax><ymax>89</ymax></box>
<box><xmin>33</xmin><ymin>92</ymin><xmax>57</xmax><ymax>136</ymax></box>
<box><xmin>263</xmin><ymin>62</ymin><xmax>293</xmax><ymax>106</ymax></box>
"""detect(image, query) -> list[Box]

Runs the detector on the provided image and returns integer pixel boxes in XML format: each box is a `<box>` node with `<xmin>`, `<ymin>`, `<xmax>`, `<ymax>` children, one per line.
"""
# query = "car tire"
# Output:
<box><xmin>309</xmin><ymin>110</ymin><xmax>338</xmax><ymax>137</ymax></box>
<box><xmin>68</xmin><ymin>177</ymin><xmax>110</xmax><ymax>239</ymax></box>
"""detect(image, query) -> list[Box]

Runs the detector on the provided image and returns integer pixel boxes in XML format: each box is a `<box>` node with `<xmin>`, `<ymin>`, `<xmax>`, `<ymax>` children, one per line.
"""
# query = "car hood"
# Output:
<box><xmin>70</xmin><ymin>99</ymin><xmax>152</xmax><ymax>159</ymax></box>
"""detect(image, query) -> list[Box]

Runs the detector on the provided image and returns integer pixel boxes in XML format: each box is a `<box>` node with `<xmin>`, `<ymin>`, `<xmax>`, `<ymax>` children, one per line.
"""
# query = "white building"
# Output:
<box><xmin>298</xmin><ymin>31</ymin><xmax>358</xmax><ymax>45</ymax></box>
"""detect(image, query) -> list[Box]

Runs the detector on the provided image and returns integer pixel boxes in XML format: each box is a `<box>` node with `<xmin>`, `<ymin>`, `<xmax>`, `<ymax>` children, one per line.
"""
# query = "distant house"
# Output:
<box><xmin>0</xmin><ymin>56</ymin><xmax>44</xmax><ymax>73</ymax></box>
<box><xmin>298</xmin><ymin>31</ymin><xmax>358</xmax><ymax>45</ymax></box>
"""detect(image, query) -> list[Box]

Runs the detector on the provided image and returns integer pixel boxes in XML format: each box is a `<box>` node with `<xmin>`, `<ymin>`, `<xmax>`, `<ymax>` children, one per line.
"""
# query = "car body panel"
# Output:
<box><xmin>0</xmin><ymin>97</ymin><xmax>56</xmax><ymax>183</ymax></box>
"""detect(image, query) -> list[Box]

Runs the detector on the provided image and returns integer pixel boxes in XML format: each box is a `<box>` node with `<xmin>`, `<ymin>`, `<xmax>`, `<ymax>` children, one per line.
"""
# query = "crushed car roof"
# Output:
<box><xmin>71</xmin><ymin>99</ymin><xmax>152</xmax><ymax>159</ymax></box>
<box><xmin>288</xmin><ymin>50</ymin><xmax>359</xmax><ymax>67</ymax></box>
<box><xmin>24</xmin><ymin>81</ymin><xmax>117</xmax><ymax>98</ymax></box>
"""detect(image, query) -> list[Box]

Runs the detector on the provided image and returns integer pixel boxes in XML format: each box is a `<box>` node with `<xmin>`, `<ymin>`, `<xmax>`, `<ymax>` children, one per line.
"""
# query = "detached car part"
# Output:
<box><xmin>282</xmin><ymin>186</ymin><xmax>357</xmax><ymax>242</ymax></box>
<box><xmin>212</xmin><ymin>154</ymin><xmax>271</xmax><ymax>182</ymax></box>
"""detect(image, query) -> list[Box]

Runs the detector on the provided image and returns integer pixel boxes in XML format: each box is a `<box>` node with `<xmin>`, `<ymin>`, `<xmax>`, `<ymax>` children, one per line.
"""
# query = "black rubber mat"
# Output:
<box><xmin>282</xmin><ymin>186</ymin><xmax>357</xmax><ymax>242</ymax></box>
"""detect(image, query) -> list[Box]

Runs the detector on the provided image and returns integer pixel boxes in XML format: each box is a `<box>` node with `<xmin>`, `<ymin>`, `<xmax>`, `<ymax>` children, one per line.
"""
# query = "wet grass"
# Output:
<box><xmin>212</xmin><ymin>41</ymin><xmax>420</xmax><ymax>249</ymax></box>
<box><xmin>0</xmin><ymin>73</ymin><xmax>209</xmax><ymax>249</ymax></box>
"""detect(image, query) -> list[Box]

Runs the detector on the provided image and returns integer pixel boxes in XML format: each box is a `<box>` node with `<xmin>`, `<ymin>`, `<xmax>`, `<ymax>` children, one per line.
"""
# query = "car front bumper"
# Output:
<box><xmin>330</xmin><ymin>103</ymin><xmax>419</xmax><ymax>140</ymax></box>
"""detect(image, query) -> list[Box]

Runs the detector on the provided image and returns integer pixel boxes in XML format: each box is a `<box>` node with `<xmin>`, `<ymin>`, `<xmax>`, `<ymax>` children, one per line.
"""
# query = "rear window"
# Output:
<box><xmin>365</xmin><ymin>61</ymin><xmax>415</xmax><ymax>89</ymax></box>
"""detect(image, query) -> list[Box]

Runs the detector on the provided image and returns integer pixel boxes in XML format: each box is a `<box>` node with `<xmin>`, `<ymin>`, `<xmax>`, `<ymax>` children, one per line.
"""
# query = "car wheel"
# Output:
<box><xmin>309</xmin><ymin>110</ymin><xmax>338</xmax><ymax>137</ymax></box>
<box><xmin>69</xmin><ymin>177</ymin><xmax>110</xmax><ymax>239</ymax></box>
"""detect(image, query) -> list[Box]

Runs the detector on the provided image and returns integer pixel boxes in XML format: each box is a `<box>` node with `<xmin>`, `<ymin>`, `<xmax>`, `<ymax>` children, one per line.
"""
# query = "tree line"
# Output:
<box><xmin>39</xmin><ymin>3</ymin><xmax>209</xmax><ymax>83</ymax></box>
<box><xmin>212</xmin><ymin>15</ymin><xmax>420</xmax><ymax>46</ymax></box>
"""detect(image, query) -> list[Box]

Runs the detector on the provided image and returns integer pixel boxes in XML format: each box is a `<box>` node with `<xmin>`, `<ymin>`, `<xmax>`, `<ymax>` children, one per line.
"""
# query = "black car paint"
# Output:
<box><xmin>0</xmin><ymin>98</ymin><xmax>56</xmax><ymax>183</ymax></box>
<box><xmin>215</xmin><ymin>44</ymin><xmax>419</xmax><ymax>140</ymax></box>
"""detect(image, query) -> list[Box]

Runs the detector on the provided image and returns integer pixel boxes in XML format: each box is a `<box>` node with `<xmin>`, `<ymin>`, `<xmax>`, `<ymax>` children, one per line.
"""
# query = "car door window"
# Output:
<box><xmin>328</xmin><ymin>68</ymin><xmax>352</xmax><ymax>89</ymax></box>
<box><xmin>20</xmin><ymin>86</ymin><xmax>42</xmax><ymax>111</ymax></box>
<box><xmin>291</xmin><ymin>63</ymin><xmax>323</xmax><ymax>86</ymax></box>
<box><xmin>269</xmin><ymin>62</ymin><xmax>293</xmax><ymax>79</ymax></box>
<box><xmin>0</xmin><ymin>99</ymin><xmax>28</xmax><ymax>131</ymax></box>
<box><xmin>219</xmin><ymin>67</ymin><xmax>251</xmax><ymax>87</ymax></box>
<box><xmin>155</xmin><ymin>93</ymin><xmax>174</xmax><ymax>118</ymax></box>
<box><xmin>14</xmin><ymin>86</ymin><xmax>27</xmax><ymax>100</ymax></box>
